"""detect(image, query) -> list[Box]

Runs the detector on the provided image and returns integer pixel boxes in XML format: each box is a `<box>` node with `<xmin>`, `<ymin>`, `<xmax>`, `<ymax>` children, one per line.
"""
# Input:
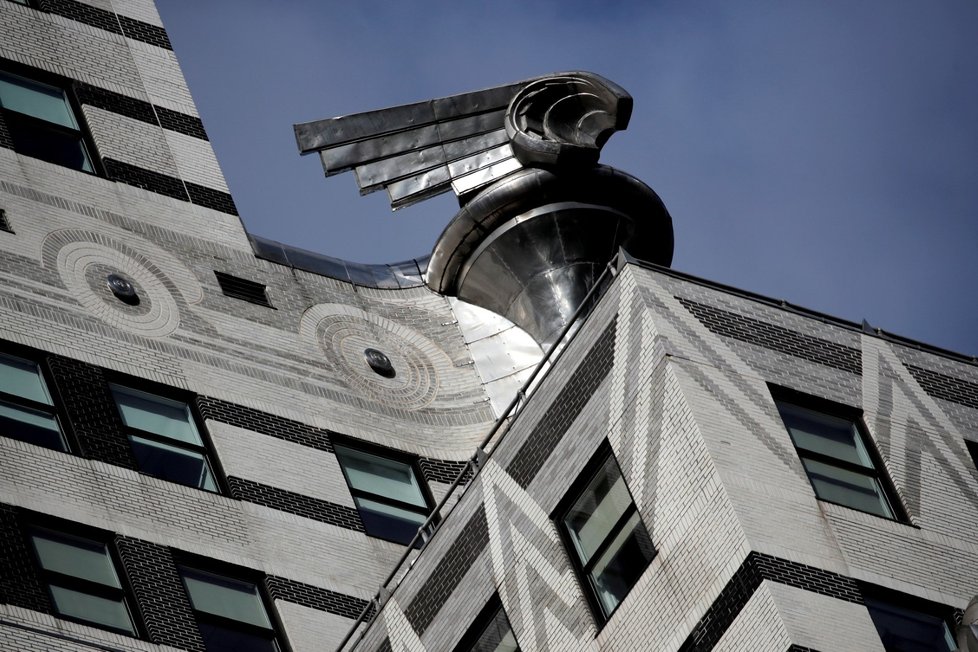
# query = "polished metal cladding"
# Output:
<box><xmin>296</xmin><ymin>71</ymin><xmax>673</xmax><ymax>348</ymax></box>
<box><xmin>504</xmin><ymin>72</ymin><xmax>632</xmax><ymax>169</ymax></box>
<box><xmin>427</xmin><ymin>166</ymin><xmax>673</xmax><ymax>347</ymax></box>
<box><xmin>293</xmin><ymin>72</ymin><xmax>630</xmax><ymax>209</ymax></box>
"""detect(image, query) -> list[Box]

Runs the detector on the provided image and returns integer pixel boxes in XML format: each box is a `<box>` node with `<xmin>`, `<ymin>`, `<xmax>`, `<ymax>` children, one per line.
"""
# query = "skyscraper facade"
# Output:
<box><xmin>0</xmin><ymin>2</ymin><xmax>975</xmax><ymax>651</ymax></box>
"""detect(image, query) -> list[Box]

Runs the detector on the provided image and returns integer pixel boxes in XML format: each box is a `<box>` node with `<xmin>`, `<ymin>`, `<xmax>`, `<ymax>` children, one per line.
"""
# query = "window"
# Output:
<box><xmin>772</xmin><ymin>388</ymin><xmax>902</xmax><ymax>520</ymax></box>
<box><xmin>110</xmin><ymin>384</ymin><xmax>218</xmax><ymax>492</ymax></box>
<box><xmin>866</xmin><ymin>596</ymin><xmax>956</xmax><ymax>651</ymax></box>
<box><xmin>0</xmin><ymin>352</ymin><xmax>67</xmax><ymax>451</ymax></box>
<box><xmin>29</xmin><ymin>527</ymin><xmax>136</xmax><ymax>635</ymax></box>
<box><xmin>333</xmin><ymin>443</ymin><xmax>433</xmax><ymax>546</ymax></box>
<box><xmin>965</xmin><ymin>439</ymin><xmax>978</xmax><ymax>471</ymax></box>
<box><xmin>455</xmin><ymin>595</ymin><xmax>520</xmax><ymax>652</ymax></box>
<box><xmin>0</xmin><ymin>67</ymin><xmax>95</xmax><ymax>172</ymax></box>
<box><xmin>180</xmin><ymin>567</ymin><xmax>282</xmax><ymax>652</ymax></box>
<box><xmin>555</xmin><ymin>443</ymin><xmax>655</xmax><ymax>622</ymax></box>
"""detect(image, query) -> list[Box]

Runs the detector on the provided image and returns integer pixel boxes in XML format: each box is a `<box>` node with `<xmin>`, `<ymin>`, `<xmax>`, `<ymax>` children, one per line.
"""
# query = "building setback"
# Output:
<box><xmin>0</xmin><ymin>1</ymin><xmax>976</xmax><ymax>651</ymax></box>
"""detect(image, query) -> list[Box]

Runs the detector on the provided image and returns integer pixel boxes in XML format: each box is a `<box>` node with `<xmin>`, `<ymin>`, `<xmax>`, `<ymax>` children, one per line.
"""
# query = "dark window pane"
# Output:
<box><xmin>776</xmin><ymin>402</ymin><xmax>871</xmax><ymax>467</ymax></box>
<box><xmin>49</xmin><ymin>584</ymin><xmax>134</xmax><ymax>634</ymax></box>
<box><xmin>111</xmin><ymin>385</ymin><xmax>201</xmax><ymax>445</ymax></box>
<box><xmin>198</xmin><ymin>622</ymin><xmax>278</xmax><ymax>652</ymax></box>
<box><xmin>558</xmin><ymin>447</ymin><xmax>655</xmax><ymax>623</ymax></box>
<box><xmin>0</xmin><ymin>399</ymin><xmax>65</xmax><ymax>451</ymax></box>
<box><xmin>335</xmin><ymin>445</ymin><xmax>427</xmax><ymax>508</ymax></box>
<box><xmin>31</xmin><ymin>531</ymin><xmax>121</xmax><ymax>587</ymax></box>
<box><xmin>801</xmin><ymin>458</ymin><xmax>893</xmax><ymax>519</ymax></box>
<box><xmin>866</xmin><ymin>599</ymin><xmax>955</xmax><ymax>652</ymax></box>
<box><xmin>4</xmin><ymin>113</ymin><xmax>93</xmax><ymax>172</ymax></box>
<box><xmin>562</xmin><ymin>456</ymin><xmax>631</xmax><ymax>564</ymax></box>
<box><xmin>774</xmin><ymin>394</ymin><xmax>902</xmax><ymax>521</ymax></box>
<box><xmin>0</xmin><ymin>353</ymin><xmax>52</xmax><ymax>404</ymax></box>
<box><xmin>0</xmin><ymin>71</ymin><xmax>78</xmax><ymax>128</ymax></box>
<box><xmin>182</xmin><ymin>569</ymin><xmax>271</xmax><ymax>628</ymax></box>
<box><xmin>470</xmin><ymin>605</ymin><xmax>520</xmax><ymax>652</ymax></box>
<box><xmin>589</xmin><ymin>511</ymin><xmax>655</xmax><ymax>617</ymax></box>
<box><xmin>355</xmin><ymin>497</ymin><xmax>426</xmax><ymax>546</ymax></box>
<box><xmin>130</xmin><ymin>435</ymin><xmax>216</xmax><ymax>491</ymax></box>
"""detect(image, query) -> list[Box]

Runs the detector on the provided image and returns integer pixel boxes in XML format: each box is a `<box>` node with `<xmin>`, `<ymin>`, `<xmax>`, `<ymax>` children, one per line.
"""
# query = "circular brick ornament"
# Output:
<box><xmin>300</xmin><ymin>304</ymin><xmax>452</xmax><ymax>410</ymax></box>
<box><xmin>43</xmin><ymin>229</ymin><xmax>202</xmax><ymax>338</ymax></box>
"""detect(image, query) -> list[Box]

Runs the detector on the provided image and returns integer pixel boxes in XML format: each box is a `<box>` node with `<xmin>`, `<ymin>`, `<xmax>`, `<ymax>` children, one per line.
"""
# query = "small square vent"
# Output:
<box><xmin>214</xmin><ymin>271</ymin><xmax>272</xmax><ymax>308</ymax></box>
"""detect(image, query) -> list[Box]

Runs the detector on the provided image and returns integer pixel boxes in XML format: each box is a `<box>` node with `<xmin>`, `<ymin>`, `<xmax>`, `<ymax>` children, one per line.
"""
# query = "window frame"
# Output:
<box><xmin>176</xmin><ymin>557</ymin><xmax>289</xmax><ymax>652</ymax></box>
<box><xmin>0</xmin><ymin>59</ymin><xmax>102</xmax><ymax>175</ymax></box>
<box><xmin>332</xmin><ymin>436</ymin><xmax>436</xmax><ymax>547</ymax></box>
<box><xmin>0</xmin><ymin>345</ymin><xmax>72</xmax><ymax>453</ymax></box>
<box><xmin>552</xmin><ymin>440</ymin><xmax>655</xmax><ymax>625</ymax></box>
<box><xmin>25</xmin><ymin>519</ymin><xmax>143</xmax><ymax>638</ymax></box>
<box><xmin>453</xmin><ymin>593</ymin><xmax>521</xmax><ymax>652</ymax></box>
<box><xmin>770</xmin><ymin>385</ymin><xmax>907</xmax><ymax>522</ymax></box>
<box><xmin>108</xmin><ymin>377</ymin><xmax>225</xmax><ymax>494</ymax></box>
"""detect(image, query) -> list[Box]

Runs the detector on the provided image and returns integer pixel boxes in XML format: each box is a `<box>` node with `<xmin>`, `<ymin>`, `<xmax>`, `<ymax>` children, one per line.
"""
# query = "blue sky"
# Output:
<box><xmin>156</xmin><ymin>1</ymin><xmax>978</xmax><ymax>357</ymax></box>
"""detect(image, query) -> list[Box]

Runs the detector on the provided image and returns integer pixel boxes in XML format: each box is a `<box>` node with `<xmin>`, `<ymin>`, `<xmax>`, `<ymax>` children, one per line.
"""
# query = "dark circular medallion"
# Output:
<box><xmin>364</xmin><ymin>348</ymin><xmax>395</xmax><ymax>378</ymax></box>
<box><xmin>106</xmin><ymin>273</ymin><xmax>140</xmax><ymax>305</ymax></box>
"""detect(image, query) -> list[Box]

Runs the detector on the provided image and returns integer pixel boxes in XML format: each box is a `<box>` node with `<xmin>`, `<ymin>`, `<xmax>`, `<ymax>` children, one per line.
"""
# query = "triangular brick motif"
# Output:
<box><xmin>481</xmin><ymin>461</ymin><xmax>595</xmax><ymax>651</ymax></box>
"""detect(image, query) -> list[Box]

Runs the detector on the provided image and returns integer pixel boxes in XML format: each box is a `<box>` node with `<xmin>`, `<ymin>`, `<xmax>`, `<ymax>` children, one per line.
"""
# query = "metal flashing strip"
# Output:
<box><xmin>248</xmin><ymin>235</ymin><xmax>429</xmax><ymax>289</ymax></box>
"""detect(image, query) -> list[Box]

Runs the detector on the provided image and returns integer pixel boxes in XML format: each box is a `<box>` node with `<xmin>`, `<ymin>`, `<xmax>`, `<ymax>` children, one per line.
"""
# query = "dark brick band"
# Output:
<box><xmin>197</xmin><ymin>396</ymin><xmax>334</xmax><ymax>452</ymax></box>
<box><xmin>227</xmin><ymin>476</ymin><xmax>364</xmax><ymax>532</ymax></box>
<box><xmin>102</xmin><ymin>159</ymin><xmax>238</xmax><ymax>216</ymax></box>
<box><xmin>678</xmin><ymin>552</ymin><xmax>861</xmax><ymax>652</ymax></box>
<box><xmin>507</xmin><ymin>316</ymin><xmax>617</xmax><ymax>488</ymax></box>
<box><xmin>76</xmin><ymin>83</ymin><xmax>157</xmax><ymax>125</ymax></box>
<box><xmin>76</xmin><ymin>83</ymin><xmax>208</xmax><ymax>141</ymax></box>
<box><xmin>0</xmin><ymin>107</ymin><xmax>18</xmax><ymax>150</ymax></box>
<box><xmin>404</xmin><ymin>506</ymin><xmax>489</xmax><ymax>634</ymax></box>
<box><xmin>186</xmin><ymin>181</ymin><xmax>238</xmax><ymax>216</ymax></box>
<box><xmin>0</xmin><ymin>505</ymin><xmax>51</xmax><ymax>614</ymax></box>
<box><xmin>38</xmin><ymin>0</ymin><xmax>120</xmax><ymax>34</ymax></box>
<box><xmin>907</xmin><ymin>364</ymin><xmax>978</xmax><ymax>410</ymax></box>
<box><xmin>45</xmin><ymin>354</ymin><xmax>135</xmax><ymax>470</ymax></box>
<box><xmin>117</xmin><ymin>14</ymin><xmax>171</xmax><ymax>50</ymax></box>
<box><xmin>156</xmin><ymin>105</ymin><xmax>208</xmax><ymax>140</ymax></box>
<box><xmin>103</xmin><ymin>158</ymin><xmax>189</xmax><ymax>201</ymax></box>
<box><xmin>678</xmin><ymin>297</ymin><xmax>861</xmax><ymax>375</ymax></box>
<box><xmin>37</xmin><ymin>0</ymin><xmax>172</xmax><ymax>50</ymax></box>
<box><xmin>266</xmin><ymin>576</ymin><xmax>374</xmax><ymax>621</ymax></box>
<box><xmin>116</xmin><ymin>536</ymin><xmax>205</xmax><ymax>652</ymax></box>
<box><xmin>418</xmin><ymin>458</ymin><xmax>471</xmax><ymax>485</ymax></box>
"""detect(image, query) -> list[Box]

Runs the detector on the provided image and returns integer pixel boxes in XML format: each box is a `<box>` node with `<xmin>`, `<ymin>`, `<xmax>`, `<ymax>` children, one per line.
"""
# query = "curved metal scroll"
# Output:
<box><xmin>505</xmin><ymin>73</ymin><xmax>631</xmax><ymax>169</ymax></box>
<box><xmin>293</xmin><ymin>71</ymin><xmax>631</xmax><ymax>210</ymax></box>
